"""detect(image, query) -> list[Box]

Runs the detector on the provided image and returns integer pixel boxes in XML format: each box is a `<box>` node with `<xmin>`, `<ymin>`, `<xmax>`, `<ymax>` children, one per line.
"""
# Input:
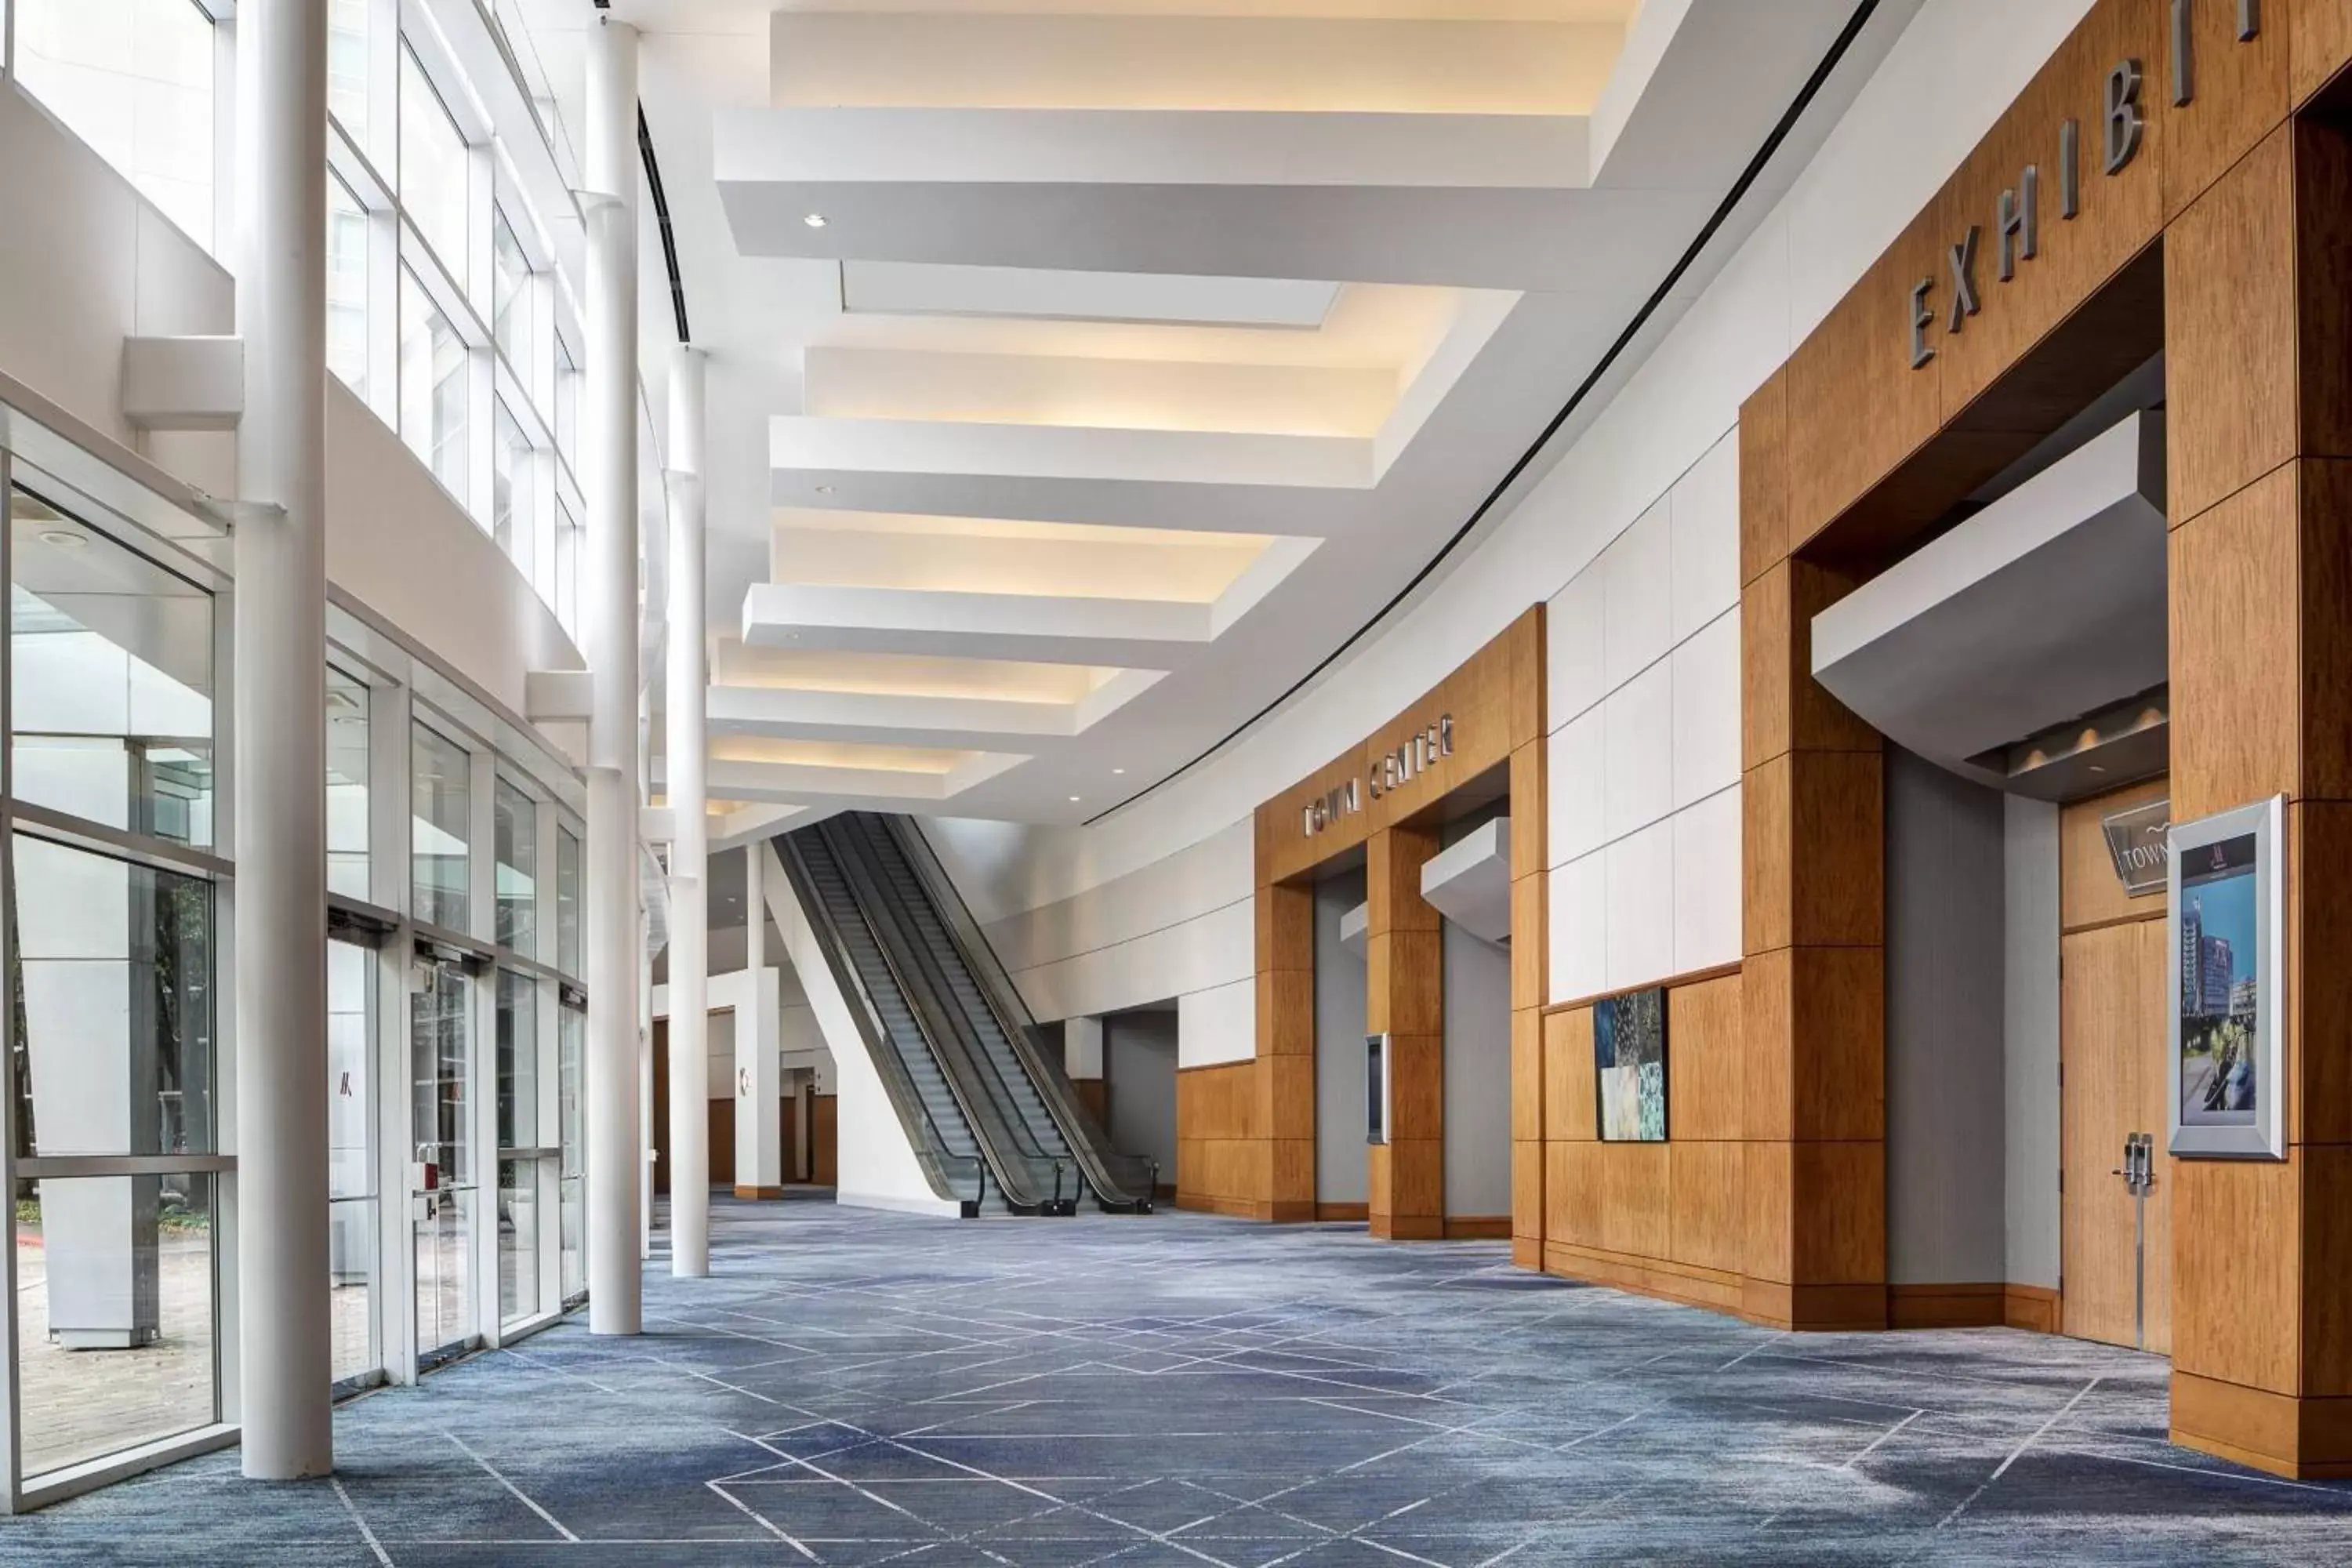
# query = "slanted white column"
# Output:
<box><xmin>736</xmin><ymin>844</ymin><xmax>783</xmax><ymax>1194</ymax></box>
<box><xmin>234</xmin><ymin>0</ymin><xmax>333</xmax><ymax>1480</ymax></box>
<box><xmin>1065</xmin><ymin>1016</ymin><xmax>1106</xmax><ymax>1081</ymax></box>
<box><xmin>664</xmin><ymin>346</ymin><xmax>710</xmax><ymax>1275</ymax></box>
<box><xmin>584</xmin><ymin>15</ymin><xmax>643</xmax><ymax>1336</ymax></box>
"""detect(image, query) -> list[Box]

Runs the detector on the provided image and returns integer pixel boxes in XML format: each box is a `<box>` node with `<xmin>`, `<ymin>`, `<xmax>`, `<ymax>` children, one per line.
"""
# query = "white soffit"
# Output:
<box><xmin>1812</xmin><ymin>412</ymin><xmax>2168</xmax><ymax>786</ymax></box>
<box><xmin>1419</xmin><ymin>818</ymin><xmax>1513</xmax><ymax>943</ymax></box>
<box><xmin>840</xmin><ymin>263</ymin><xmax>1343</xmax><ymax>329</ymax></box>
<box><xmin>1340</xmin><ymin>901</ymin><xmax>1370</xmax><ymax>960</ymax></box>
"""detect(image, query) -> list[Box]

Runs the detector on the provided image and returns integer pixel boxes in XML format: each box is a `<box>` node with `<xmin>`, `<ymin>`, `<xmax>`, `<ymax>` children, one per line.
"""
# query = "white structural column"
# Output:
<box><xmin>234</xmin><ymin>0</ymin><xmax>333</xmax><ymax>1480</ymax></box>
<box><xmin>737</xmin><ymin>843</ymin><xmax>783</xmax><ymax>1193</ymax></box>
<box><xmin>584</xmin><ymin>16</ymin><xmax>644</xmax><ymax>1335</ymax></box>
<box><xmin>665</xmin><ymin>347</ymin><xmax>711</xmax><ymax>1275</ymax></box>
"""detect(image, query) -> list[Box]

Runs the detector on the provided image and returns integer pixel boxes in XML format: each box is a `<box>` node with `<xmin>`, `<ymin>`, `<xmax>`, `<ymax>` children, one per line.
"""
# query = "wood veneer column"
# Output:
<box><xmin>1737</xmin><ymin>370</ymin><xmax>1888</xmax><ymax>1332</ymax></box>
<box><xmin>1509</xmin><ymin>614</ymin><xmax>1549</xmax><ymax>1267</ymax></box>
<box><xmin>2161</xmin><ymin>113</ymin><xmax>2352</xmax><ymax>1479</ymax></box>
<box><xmin>1256</xmin><ymin>877</ymin><xmax>1317</xmax><ymax>1222</ymax></box>
<box><xmin>1367</xmin><ymin>825</ymin><xmax>1444</xmax><ymax>1240</ymax></box>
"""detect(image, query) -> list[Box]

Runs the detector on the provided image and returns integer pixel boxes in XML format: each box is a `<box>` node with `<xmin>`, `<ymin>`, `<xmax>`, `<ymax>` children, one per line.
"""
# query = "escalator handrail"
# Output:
<box><xmin>815</xmin><ymin>818</ymin><xmax>1059</xmax><ymax>1213</ymax></box>
<box><xmin>834</xmin><ymin>817</ymin><xmax>1069</xmax><ymax>1172</ymax></box>
<box><xmin>773</xmin><ymin>832</ymin><xmax>984</xmax><ymax>1209</ymax></box>
<box><xmin>887</xmin><ymin>816</ymin><xmax>1157</xmax><ymax>1210</ymax></box>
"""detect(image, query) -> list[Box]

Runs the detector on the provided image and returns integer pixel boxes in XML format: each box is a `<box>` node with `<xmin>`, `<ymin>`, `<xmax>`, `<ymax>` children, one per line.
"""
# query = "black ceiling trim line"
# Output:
<box><xmin>639</xmin><ymin>106</ymin><xmax>691</xmax><ymax>343</ymax></box>
<box><xmin>1085</xmin><ymin>0</ymin><xmax>1882</xmax><ymax>829</ymax></box>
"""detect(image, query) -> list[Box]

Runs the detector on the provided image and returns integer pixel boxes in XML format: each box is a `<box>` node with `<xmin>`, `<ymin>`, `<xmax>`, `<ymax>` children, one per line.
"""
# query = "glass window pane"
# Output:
<box><xmin>554</xmin><ymin>498</ymin><xmax>582</xmax><ymax>641</ymax></box>
<box><xmin>398</xmin><ymin>45</ymin><xmax>467</xmax><ymax>274</ymax></box>
<box><xmin>411</xmin><ymin>956</ymin><xmax>474</xmax><ymax>1359</ymax></box>
<box><xmin>327</xmin><ymin>173</ymin><xmax>370</xmax><ymax>401</ymax></box>
<box><xmin>492</xmin><ymin>207</ymin><xmax>532</xmax><ymax>376</ymax></box>
<box><xmin>13</xmin><ymin>0</ymin><xmax>216</xmax><ymax>251</ymax></box>
<box><xmin>328</xmin><ymin>0</ymin><xmax>368</xmax><ymax>144</ymax></box>
<box><xmin>328</xmin><ymin>939</ymin><xmax>376</xmax><ymax>1384</ymax></box>
<box><xmin>495</xmin><ymin>777</ymin><xmax>536</xmax><ymax>953</ymax></box>
<box><xmin>329</xmin><ymin>1199</ymin><xmax>376</xmax><ymax>1385</ymax></box>
<box><xmin>554</xmin><ymin>337</ymin><xmax>579</xmax><ymax>475</ymax></box>
<box><xmin>11</xmin><ymin>487</ymin><xmax>216</xmax><ymax>845</ymax></box>
<box><xmin>411</xmin><ymin>720</ymin><xmax>470</xmax><ymax>932</ymax></box>
<box><xmin>558</xmin><ymin>1002</ymin><xmax>585</xmax><ymax>1304</ymax></box>
<box><xmin>14</xmin><ymin>1174</ymin><xmax>218</xmax><ymax>1480</ymax></box>
<box><xmin>327</xmin><ymin>665</ymin><xmax>371</xmax><ymax>900</ymax></box>
<box><xmin>10</xmin><ymin>833</ymin><xmax>216</xmax><ymax>1158</ymax></box>
<box><xmin>496</xmin><ymin>969</ymin><xmax>537</xmax><ymax>1149</ymax></box>
<box><xmin>398</xmin><ymin>267</ymin><xmax>468</xmax><ymax>502</ymax></box>
<box><xmin>492</xmin><ymin>402</ymin><xmax>534</xmax><ymax>580</ymax></box>
<box><xmin>556</xmin><ymin>824</ymin><xmax>581</xmax><ymax>975</ymax></box>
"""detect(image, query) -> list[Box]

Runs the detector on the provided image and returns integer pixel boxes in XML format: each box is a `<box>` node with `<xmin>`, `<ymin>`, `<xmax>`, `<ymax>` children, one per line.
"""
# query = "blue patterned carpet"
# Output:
<box><xmin>5</xmin><ymin>1195</ymin><xmax>2350</xmax><ymax>1565</ymax></box>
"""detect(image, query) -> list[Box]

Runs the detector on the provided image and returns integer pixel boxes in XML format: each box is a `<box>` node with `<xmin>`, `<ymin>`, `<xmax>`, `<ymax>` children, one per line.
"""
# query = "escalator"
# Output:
<box><xmin>779</xmin><ymin>813</ymin><xmax>1158</xmax><ymax>1214</ymax></box>
<box><xmin>775</xmin><ymin>826</ymin><xmax>986</xmax><ymax>1215</ymax></box>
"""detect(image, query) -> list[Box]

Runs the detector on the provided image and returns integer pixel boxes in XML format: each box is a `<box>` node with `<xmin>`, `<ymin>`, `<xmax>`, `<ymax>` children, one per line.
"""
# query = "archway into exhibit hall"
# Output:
<box><xmin>1235</xmin><ymin>608</ymin><xmax>1545</xmax><ymax>1240</ymax></box>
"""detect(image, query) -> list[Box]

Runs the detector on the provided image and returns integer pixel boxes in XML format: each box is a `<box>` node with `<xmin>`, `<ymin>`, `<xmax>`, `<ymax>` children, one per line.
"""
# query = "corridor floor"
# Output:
<box><xmin>9</xmin><ymin>1196</ymin><xmax>2350</xmax><ymax>1566</ymax></box>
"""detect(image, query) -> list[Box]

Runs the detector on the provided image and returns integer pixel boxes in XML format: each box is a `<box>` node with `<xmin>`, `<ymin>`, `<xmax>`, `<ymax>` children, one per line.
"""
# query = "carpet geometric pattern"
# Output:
<box><xmin>5</xmin><ymin>1194</ymin><xmax>2350</xmax><ymax>1565</ymax></box>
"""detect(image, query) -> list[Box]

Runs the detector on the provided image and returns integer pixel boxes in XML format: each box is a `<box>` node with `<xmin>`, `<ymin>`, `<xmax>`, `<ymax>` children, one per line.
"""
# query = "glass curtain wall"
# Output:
<box><xmin>322</xmin><ymin>0</ymin><xmax>586</xmax><ymax>633</ymax></box>
<box><xmin>3</xmin><ymin>472</ymin><xmax>230</xmax><ymax>1491</ymax></box>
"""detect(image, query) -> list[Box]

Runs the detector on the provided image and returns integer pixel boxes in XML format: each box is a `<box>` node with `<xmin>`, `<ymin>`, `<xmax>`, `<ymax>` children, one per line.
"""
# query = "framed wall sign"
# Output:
<box><xmin>1594</xmin><ymin>988</ymin><xmax>1668</xmax><ymax>1142</ymax></box>
<box><xmin>2167</xmin><ymin>797</ymin><xmax>2285</xmax><ymax>1160</ymax></box>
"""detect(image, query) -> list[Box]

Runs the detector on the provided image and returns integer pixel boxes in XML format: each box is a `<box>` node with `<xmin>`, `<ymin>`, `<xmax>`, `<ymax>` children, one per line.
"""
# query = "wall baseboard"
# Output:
<box><xmin>2002</xmin><ymin>1283</ymin><xmax>2061</xmax><ymax>1334</ymax></box>
<box><xmin>731</xmin><ymin>1185</ymin><xmax>786</xmax><ymax>1201</ymax></box>
<box><xmin>1888</xmin><ymin>1283</ymin><xmax>2005</xmax><ymax>1330</ymax></box>
<box><xmin>1443</xmin><ymin>1216</ymin><xmax>1512</xmax><ymax>1240</ymax></box>
<box><xmin>1315</xmin><ymin>1203</ymin><xmax>1369</xmax><ymax>1222</ymax></box>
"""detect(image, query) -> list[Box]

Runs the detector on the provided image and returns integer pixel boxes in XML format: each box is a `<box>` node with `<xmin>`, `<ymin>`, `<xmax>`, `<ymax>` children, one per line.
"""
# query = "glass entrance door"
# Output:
<box><xmin>328</xmin><ymin>937</ymin><xmax>378</xmax><ymax>1385</ymax></box>
<box><xmin>409</xmin><ymin>955</ymin><xmax>475</xmax><ymax>1365</ymax></box>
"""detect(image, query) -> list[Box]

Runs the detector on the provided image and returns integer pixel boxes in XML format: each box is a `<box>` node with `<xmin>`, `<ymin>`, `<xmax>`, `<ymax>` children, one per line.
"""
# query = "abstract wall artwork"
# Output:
<box><xmin>1594</xmin><ymin>987</ymin><xmax>1668</xmax><ymax>1142</ymax></box>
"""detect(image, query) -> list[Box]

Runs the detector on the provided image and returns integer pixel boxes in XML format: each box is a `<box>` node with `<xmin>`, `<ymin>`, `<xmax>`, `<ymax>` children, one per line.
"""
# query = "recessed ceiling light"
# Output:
<box><xmin>1112</xmin><ymin>768</ymin><xmax>1126</xmax><ymax>775</ymax></box>
<box><xmin>803</xmin><ymin>213</ymin><xmax>828</xmax><ymax>229</ymax></box>
<box><xmin>814</xmin><ymin>485</ymin><xmax>834</xmax><ymax>495</ymax></box>
<box><xmin>39</xmin><ymin>529</ymin><xmax>86</xmax><ymax>549</ymax></box>
<box><xmin>1069</xmin><ymin>795</ymin><xmax>1081</xmax><ymax>803</ymax></box>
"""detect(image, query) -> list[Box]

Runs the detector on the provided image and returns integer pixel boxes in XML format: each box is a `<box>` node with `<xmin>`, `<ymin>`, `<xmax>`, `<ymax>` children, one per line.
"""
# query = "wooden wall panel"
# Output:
<box><xmin>2059</xmin><ymin>773</ymin><xmax>2172</xmax><ymax>933</ymax></box>
<box><xmin>2169</xmin><ymin>462</ymin><xmax>2300</xmax><ymax>820</ymax></box>
<box><xmin>1668</xmin><ymin>1142</ymin><xmax>1743</xmax><ymax>1274</ymax></box>
<box><xmin>1667</xmin><ymin>975</ymin><xmax>1743</xmax><ymax>1142</ymax></box>
<box><xmin>2167</xmin><ymin>126</ymin><xmax>2298</xmax><ymax>523</ymax></box>
<box><xmin>1936</xmin><ymin>0</ymin><xmax>2165</xmax><ymax>413</ymax></box>
<box><xmin>1175</xmin><ymin>1060</ymin><xmax>1264</xmax><ymax>1218</ymax></box>
<box><xmin>2294</xmin><ymin>0</ymin><xmax>2352</xmax><ymax>104</ymax></box>
<box><xmin>2161</xmin><ymin>0</ymin><xmax>2290</xmax><ymax>221</ymax></box>
<box><xmin>812</xmin><ymin>1094</ymin><xmax>837</xmax><ymax>1187</ymax></box>
<box><xmin>2291</xmin><ymin>798</ymin><xmax>2352</xmax><ymax>1146</ymax></box>
<box><xmin>1740</xmin><ymin>370</ymin><xmax>1790</xmax><ymax>586</ymax></box>
<box><xmin>1784</xmin><ymin>207</ymin><xmax>1948</xmax><ymax>546</ymax></box>
<box><xmin>1544</xmin><ymin>1007</ymin><xmax>1595</xmax><ymax>1143</ymax></box>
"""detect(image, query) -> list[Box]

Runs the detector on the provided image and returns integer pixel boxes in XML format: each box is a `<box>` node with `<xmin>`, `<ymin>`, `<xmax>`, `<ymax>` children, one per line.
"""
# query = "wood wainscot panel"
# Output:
<box><xmin>2168</xmin><ymin>462</ymin><xmax>2301</xmax><ymax>819</ymax></box>
<box><xmin>812</xmin><ymin>1094</ymin><xmax>837</xmax><ymax>1187</ymax></box>
<box><xmin>2005</xmin><ymin>1283</ymin><xmax>2063</xmax><ymax>1334</ymax></box>
<box><xmin>1666</xmin><ymin>972</ymin><xmax>1744</xmax><ymax>1142</ymax></box>
<box><xmin>1889</xmin><ymin>1283</ymin><xmax>2007</xmax><ymax>1331</ymax></box>
<box><xmin>1543</xmin><ymin>1006</ymin><xmax>1595</xmax><ymax>1143</ymax></box>
<box><xmin>1667</xmin><ymin>1142</ymin><xmax>1742</xmax><ymax>1275</ymax></box>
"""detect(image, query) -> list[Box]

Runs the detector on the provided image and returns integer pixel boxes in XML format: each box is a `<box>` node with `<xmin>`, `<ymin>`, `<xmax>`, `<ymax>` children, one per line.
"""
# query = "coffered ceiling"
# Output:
<box><xmin>516</xmin><ymin>0</ymin><xmax>1886</xmax><ymax>840</ymax></box>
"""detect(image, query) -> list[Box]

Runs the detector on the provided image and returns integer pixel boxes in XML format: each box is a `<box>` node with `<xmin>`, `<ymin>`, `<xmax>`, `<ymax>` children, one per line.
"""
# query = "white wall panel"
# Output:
<box><xmin>1604</xmin><ymin>819</ymin><xmax>1675</xmax><ymax>991</ymax></box>
<box><xmin>1600</xmin><ymin>497</ymin><xmax>1673</xmax><ymax>690</ymax></box>
<box><xmin>1670</xmin><ymin>432</ymin><xmax>1740</xmax><ymax>643</ymax></box>
<box><xmin>1549</xmin><ymin>855</ymin><xmax>1606</xmax><ymax>1004</ymax></box>
<box><xmin>1670</xmin><ymin>606</ymin><xmax>1740</xmax><ymax>810</ymax></box>
<box><xmin>1671</xmin><ymin>783</ymin><xmax>1741</xmax><ymax>973</ymax></box>
<box><xmin>1178</xmin><ymin>977</ymin><xmax>1255</xmax><ymax>1069</ymax></box>
<box><xmin>1548</xmin><ymin>710</ymin><xmax>1604</xmax><ymax>866</ymax></box>
<box><xmin>1602</xmin><ymin>659</ymin><xmax>1672</xmax><ymax>843</ymax></box>
<box><xmin>1547</xmin><ymin>563</ymin><xmax>1608</xmax><ymax>728</ymax></box>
